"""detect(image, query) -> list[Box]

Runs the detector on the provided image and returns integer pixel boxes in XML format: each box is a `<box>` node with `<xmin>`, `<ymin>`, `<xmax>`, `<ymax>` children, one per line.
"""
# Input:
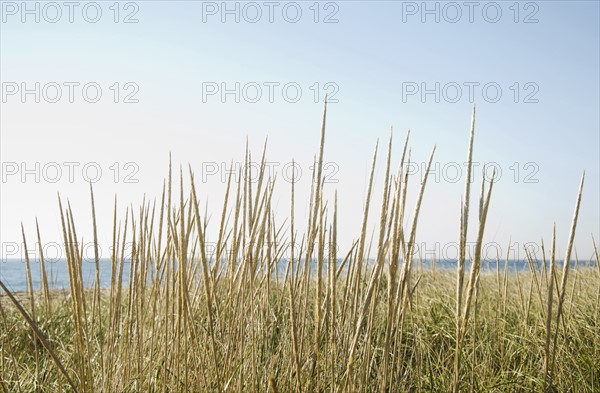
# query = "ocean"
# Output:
<box><xmin>0</xmin><ymin>258</ymin><xmax>596</xmax><ymax>293</ymax></box>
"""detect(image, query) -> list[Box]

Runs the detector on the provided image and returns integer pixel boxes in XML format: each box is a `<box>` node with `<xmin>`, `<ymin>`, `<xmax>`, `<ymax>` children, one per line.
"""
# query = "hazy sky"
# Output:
<box><xmin>1</xmin><ymin>1</ymin><xmax>599</xmax><ymax>262</ymax></box>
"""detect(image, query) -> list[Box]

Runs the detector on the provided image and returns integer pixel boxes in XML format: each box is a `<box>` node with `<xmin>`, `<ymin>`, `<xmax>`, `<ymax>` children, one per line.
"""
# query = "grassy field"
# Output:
<box><xmin>1</xmin><ymin>105</ymin><xmax>599</xmax><ymax>392</ymax></box>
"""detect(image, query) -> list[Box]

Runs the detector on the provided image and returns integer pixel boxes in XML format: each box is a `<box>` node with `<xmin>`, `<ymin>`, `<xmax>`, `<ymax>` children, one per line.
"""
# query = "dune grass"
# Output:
<box><xmin>1</xmin><ymin>104</ymin><xmax>598</xmax><ymax>392</ymax></box>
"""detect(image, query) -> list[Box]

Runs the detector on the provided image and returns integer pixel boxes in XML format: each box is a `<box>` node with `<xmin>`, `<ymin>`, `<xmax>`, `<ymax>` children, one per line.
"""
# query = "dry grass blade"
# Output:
<box><xmin>544</xmin><ymin>223</ymin><xmax>556</xmax><ymax>390</ymax></box>
<box><xmin>35</xmin><ymin>218</ymin><xmax>51</xmax><ymax>313</ymax></box>
<box><xmin>0</xmin><ymin>280</ymin><xmax>79</xmax><ymax>393</ymax></box>
<box><xmin>549</xmin><ymin>172</ymin><xmax>585</xmax><ymax>388</ymax></box>
<box><xmin>460</xmin><ymin>169</ymin><xmax>495</xmax><ymax>340</ymax></box>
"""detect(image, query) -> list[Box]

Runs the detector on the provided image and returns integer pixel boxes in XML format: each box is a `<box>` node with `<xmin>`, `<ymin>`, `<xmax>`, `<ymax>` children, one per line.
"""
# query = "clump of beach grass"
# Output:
<box><xmin>1</xmin><ymin>103</ymin><xmax>598</xmax><ymax>392</ymax></box>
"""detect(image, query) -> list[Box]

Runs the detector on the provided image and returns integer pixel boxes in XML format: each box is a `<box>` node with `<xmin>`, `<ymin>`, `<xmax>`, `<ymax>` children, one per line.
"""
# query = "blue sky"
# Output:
<box><xmin>1</xmin><ymin>1</ymin><xmax>599</xmax><ymax>260</ymax></box>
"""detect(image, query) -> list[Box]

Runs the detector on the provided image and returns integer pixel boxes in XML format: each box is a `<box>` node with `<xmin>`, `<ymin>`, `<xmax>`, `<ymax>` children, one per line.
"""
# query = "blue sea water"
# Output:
<box><xmin>0</xmin><ymin>258</ymin><xmax>596</xmax><ymax>293</ymax></box>
<box><xmin>0</xmin><ymin>258</ymin><xmax>132</xmax><ymax>293</ymax></box>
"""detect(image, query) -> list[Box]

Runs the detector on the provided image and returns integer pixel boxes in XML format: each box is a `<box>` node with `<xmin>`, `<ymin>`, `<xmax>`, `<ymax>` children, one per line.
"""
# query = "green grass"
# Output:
<box><xmin>1</xmin><ymin>104</ymin><xmax>598</xmax><ymax>392</ymax></box>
